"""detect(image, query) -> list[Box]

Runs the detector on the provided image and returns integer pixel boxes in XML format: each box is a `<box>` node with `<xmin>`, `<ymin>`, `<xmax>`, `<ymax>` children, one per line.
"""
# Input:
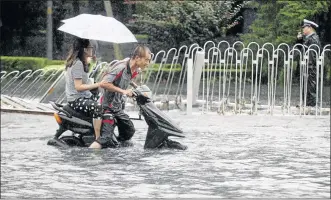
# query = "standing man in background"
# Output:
<box><xmin>296</xmin><ymin>19</ymin><xmax>322</xmax><ymax>107</ymax></box>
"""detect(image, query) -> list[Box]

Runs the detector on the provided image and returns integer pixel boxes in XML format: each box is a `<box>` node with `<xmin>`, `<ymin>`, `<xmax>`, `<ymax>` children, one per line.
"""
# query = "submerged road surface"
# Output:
<box><xmin>1</xmin><ymin>112</ymin><xmax>330</xmax><ymax>198</ymax></box>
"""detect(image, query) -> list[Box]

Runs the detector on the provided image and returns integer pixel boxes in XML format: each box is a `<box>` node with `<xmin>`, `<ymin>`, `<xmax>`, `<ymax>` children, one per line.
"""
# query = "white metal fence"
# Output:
<box><xmin>1</xmin><ymin>41</ymin><xmax>330</xmax><ymax>116</ymax></box>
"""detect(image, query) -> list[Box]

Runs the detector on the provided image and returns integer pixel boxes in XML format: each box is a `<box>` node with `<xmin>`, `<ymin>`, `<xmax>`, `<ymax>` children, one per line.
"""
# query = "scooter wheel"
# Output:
<box><xmin>59</xmin><ymin>136</ymin><xmax>85</xmax><ymax>147</ymax></box>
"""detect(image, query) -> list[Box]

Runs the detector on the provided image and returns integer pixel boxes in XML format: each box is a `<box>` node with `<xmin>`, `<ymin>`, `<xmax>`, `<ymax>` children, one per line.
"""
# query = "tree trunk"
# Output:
<box><xmin>72</xmin><ymin>0</ymin><xmax>79</xmax><ymax>15</ymax></box>
<box><xmin>104</xmin><ymin>0</ymin><xmax>123</xmax><ymax>60</ymax></box>
<box><xmin>326</xmin><ymin>4</ymin><xmax>331</xmax><ymax>44</ymax></box>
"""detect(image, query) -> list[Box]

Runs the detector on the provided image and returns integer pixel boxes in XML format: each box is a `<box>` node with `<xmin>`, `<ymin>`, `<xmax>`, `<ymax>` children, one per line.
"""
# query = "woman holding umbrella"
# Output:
<box><xmin>64</xmin><ymin>37</ymin><xmax>105</xmax><ymax>142</ymax></box>
<box><xmin>59</xmin><ymin>14</ymin><xmax>138</xmax><ymax>144</ymax></box>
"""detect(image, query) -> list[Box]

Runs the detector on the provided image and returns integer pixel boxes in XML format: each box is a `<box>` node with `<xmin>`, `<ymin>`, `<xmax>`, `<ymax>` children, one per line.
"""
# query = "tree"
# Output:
<box><xmin>240</xmin><ymin>0</ymin><xmax>331</xmax><ymax>84</ymax></box>
<box><xmin>53</xmin><ymin>0</ymin><xmax>70</xmax><ymax>58</ymax></box>
<box><xmin>129</xmin><ymin>1</ymin><xmax>246</xmax><ymax>51</ymax></box>
<box><xmin>1</xmin><ymin>1</ymin><xmax>46</xmax><ymax>56</ymax></box>
<box><xmin>240</xmin><ymin>0</ymin><xmax>331</xmax><ymax>46</ymax></box>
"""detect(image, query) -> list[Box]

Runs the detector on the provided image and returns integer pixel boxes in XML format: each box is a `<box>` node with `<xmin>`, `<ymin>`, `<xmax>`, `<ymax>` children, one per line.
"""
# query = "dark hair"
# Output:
<box><xmin>130</xmin><ymin>45</ymin><xmax>151</xmax><ymax>59</ymax></box>
<box><xmin>65</xmin><ymin>38</ymin><xmax>90</xmax><ymax>72</ymax></box>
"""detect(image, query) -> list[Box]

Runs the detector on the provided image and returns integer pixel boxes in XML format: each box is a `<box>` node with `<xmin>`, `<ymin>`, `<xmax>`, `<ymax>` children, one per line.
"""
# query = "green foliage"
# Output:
<box><xmin>0</xmin><ymin>56</ymin><xmax>65</xmax><ymax>72</ymax></box>
<box><xmin>324</xmin><ymin>55</ymin><xmax>331</xmax><ymax>85</ymax></box>
<box><xmin>1</xmin><ymin>56</ymin><xmax>46</xmax><ymax>72</ymax></box>
<box><xmin>45</xmin><ymin>59</ymin><xmax>66</xmax><ymax>66</ymax></box>
<box><xmin>145</xmin><ymin>62</ymin><xmax>252</xmax><ymax>83</ymax></box>
<box><xmin>147</xmin><ymin>63</ymin><xmax>250</xmax><ymax>73</ymax></box>
<box><xmin>0</xmin><ymin>1</ymin><xmax>103</xmax><ymax>58</ymax></box>
<box><xmin>241</xmin><ymin>0</ymin><xmax>331</xmax><ymax>46</ymax></box>
<box><xmin>1</xmin><ymin>1</ymin><xmax>46</xmax><ymax>56</ymax></box>
<box><xmin>240</xmin><ymin>0</ymin><xmax>331</xmax><ymax>85</ymax></box>
<box><xmin>43</xmin><ymin>65</ymin><xmax>65</xmax><ymax>72</ymax></box>
<box><xmin>134</xmin><ymin>34</ymin><xmax>149</xmax><ymax>40</ymax></box>
<box><xmin>149</xmin><ymin>63</ymin><xmax>182</xmax><ymax>70</ymax></box>
<box><xmin>245</xmin><ymin>0</ymin><xmax>259</xmax><ymax>9</ymax></box>
<box><xmin>144</xmin><ymin>63</ymin><xmax>182</xmax><ymax>82</ymax></box>
<box><xmin>130</xmin><ymin>1</ymin><xmax>246</xmax><ymax>51</ymax></box>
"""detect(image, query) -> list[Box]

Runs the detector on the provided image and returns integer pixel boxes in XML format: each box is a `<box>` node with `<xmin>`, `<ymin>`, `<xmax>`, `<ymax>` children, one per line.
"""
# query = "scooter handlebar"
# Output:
<box><xmin>130</xmin><ymin>81</ymin><xmax>141</xmax><ymax>98</ymax></box>
<box><xmin>130</xmin><ymin>84</ymin><xmax>151</xmax><ymax>105</ymax></box>
<box><xmin>130</xmin><ymin>81</ymin><xmax>138</xmax><ymax>89</ymax></box>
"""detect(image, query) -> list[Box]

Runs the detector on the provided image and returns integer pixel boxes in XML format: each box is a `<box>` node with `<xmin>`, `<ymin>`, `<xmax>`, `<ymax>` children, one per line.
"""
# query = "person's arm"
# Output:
<box><xmin>100</xmin><ymin>82</ymin><xmax>133</xmax><ymax>97</ymax></box>
<box><xmin>307</xmin><ymin>34</ymin><xmax>321</xmax><ymax>64</ymax></box>
<box><xmin>74</xmin><ymin>79</ymin><xmax>100</xmax><ymax>92</ymax></box>
<box><xmin>309</xmin><ymin>34</ymin><xmax>321</xmax><ymax>49</ymax></box>
<box><xmin>71</xmin><ymin>60</ymin><xmax>100</xmax><ymax>92</ymax></box>
<box><xmin>295</xmin><ymin>32</ymin><xmax>304</xmax><ymax>50</ymax></box>
<box><xmin>101</xmin><ymin>67</ymin><xmax>134</xmax><ymax>97</ymax></box>
<box><xmin>296</xmin><ymin>32</ymin><xmax>304</xmax><ymax>44</ymax></box>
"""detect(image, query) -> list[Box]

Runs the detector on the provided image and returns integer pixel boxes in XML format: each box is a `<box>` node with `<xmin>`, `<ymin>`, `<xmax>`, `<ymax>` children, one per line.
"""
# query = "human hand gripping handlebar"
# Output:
<box><xmin>130</xmin><ymin>81</ymin><xmax>140</xmax><ymax>97</ymax></box>
<box><xmin>129</xmin><ymin>81</ymin><xmax>150</xmax><ymax>105</ymax></box>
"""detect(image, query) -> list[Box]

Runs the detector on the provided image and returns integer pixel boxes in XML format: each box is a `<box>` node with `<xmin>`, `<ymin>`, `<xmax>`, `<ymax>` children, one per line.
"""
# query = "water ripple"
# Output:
<box><xmin>1</xmin><ymin>112</ymin><xmax>330</xmax><ymax>198</ymax></box>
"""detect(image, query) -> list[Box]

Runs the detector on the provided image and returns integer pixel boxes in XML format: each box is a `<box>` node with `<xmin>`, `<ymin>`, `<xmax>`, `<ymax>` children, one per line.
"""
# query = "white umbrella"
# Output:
<box><xmin>58</xmin><ymin>14</ymin><xmax>137</xmax><ymax>43</ymax></box>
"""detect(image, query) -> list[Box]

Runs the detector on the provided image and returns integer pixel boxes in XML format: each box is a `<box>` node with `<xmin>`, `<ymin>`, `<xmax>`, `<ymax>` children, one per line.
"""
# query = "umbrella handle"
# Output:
<box><xmin>89</xmin><ymin>61</ymin><xmax>100</xmax><ymax>78</ymax></box>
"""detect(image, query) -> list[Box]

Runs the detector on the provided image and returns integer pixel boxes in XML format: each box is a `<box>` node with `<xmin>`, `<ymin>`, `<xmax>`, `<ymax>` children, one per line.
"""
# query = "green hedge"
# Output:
<box><xmin>43</xmin><ymin>65</ymin><xmax>65</xmax><ymax>72</ymax></box>
<box><xmin>149</xmin><ymin>63</ymin><xmax>182</xmax><ymax>69</ymax></box>
<box><xmin>0</xmin><ymin>56</ymin><xmax>65</xmax><ymax>72</ymax></box>
<box><xmin>147</xmin><ymin>63</ymin><xmax>250</xmax><ymax>73</ymax></box>
<box><xmin>46</xmin><ymin>59</ymin><xmax>66</xmax><ymax>66</ymax></box>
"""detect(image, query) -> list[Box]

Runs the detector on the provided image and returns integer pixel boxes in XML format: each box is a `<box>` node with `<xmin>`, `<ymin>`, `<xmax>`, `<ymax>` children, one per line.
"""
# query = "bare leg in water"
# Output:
<box><xmin>89</xmin><ymin>118</ymin><xmax>102</xmax><ymax>149</ymax></box>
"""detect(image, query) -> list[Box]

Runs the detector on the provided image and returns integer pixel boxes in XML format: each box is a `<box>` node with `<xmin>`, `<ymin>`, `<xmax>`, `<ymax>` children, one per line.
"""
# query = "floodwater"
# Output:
<box><xmin>1</xmin><ymin>111</ymin><xmax>330</xmax><ymax>198</ymax></box>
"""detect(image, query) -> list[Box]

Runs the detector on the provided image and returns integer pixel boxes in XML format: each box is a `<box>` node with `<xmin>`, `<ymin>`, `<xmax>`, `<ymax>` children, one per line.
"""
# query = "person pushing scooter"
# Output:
<box><xmin>89</xmin><ymin>45</ymin><xmax>152</xmax><ymax>149</ymax></box>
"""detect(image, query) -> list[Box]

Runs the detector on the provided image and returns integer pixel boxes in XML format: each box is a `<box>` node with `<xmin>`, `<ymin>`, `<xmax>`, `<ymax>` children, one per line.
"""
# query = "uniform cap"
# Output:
<box><xmin>302</xmin><ymin>19</ymin><xmax>318</xmax><ymax>29</ymax></box>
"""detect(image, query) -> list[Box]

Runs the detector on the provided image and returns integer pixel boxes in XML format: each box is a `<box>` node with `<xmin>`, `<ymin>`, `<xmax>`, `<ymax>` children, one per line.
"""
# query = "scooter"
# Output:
<box><xmin>47</xmin><ymin>85</ymin><xmax>187</xmax><ymax>150</ymax></box>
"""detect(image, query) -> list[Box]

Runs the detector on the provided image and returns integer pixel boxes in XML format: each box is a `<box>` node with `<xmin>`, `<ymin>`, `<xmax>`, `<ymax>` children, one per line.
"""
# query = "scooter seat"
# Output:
<box><xmin>63</xmin><ymin>105</ymin><xmax>92</xmax><ymax>122</ymax></box>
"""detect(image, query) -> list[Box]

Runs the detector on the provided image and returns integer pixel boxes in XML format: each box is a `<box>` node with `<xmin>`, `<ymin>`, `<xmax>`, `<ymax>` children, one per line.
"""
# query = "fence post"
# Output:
<box><xmin>193</xmin><ymin>50</ymin><xmax>205</xmax><ymax>104</ymax></box>
<box><xmin>186</xmin><ymin>58</ymin><xmax>193</xmax><ymax>115</ymax></box>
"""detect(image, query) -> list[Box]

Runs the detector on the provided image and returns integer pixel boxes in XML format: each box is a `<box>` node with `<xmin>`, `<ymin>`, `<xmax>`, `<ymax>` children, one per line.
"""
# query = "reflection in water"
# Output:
<box><xmin>1</xmin><ymin>112</ymin><xmax>330</xmax><ymax>198</ymax></box>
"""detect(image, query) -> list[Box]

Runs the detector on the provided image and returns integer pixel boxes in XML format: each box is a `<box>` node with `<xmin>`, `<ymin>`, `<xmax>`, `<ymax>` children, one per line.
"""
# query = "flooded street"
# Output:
<box><xmin>1</xmin><ymin>112</ymin><xmax>330</xmax><ymax>198</ymax></box>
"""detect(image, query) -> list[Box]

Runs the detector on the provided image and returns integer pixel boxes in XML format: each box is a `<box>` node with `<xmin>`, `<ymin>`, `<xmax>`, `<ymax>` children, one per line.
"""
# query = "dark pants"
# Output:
<box><xmin>305</xmin><ymin>67</ymin><xmax>317</xmax><ymax>107</ymax></box>
<box><xmin>96</xmin><ymin>110</ymin><xmax>135</xmax><ymax>148</ymax></box>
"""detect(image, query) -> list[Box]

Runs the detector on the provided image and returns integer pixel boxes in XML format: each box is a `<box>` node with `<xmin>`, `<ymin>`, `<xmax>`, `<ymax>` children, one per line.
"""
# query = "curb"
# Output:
<box><xmin>1</xmin><ymin>108</ymin><xmax>54</xmax><ymax>116</ymax></box>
